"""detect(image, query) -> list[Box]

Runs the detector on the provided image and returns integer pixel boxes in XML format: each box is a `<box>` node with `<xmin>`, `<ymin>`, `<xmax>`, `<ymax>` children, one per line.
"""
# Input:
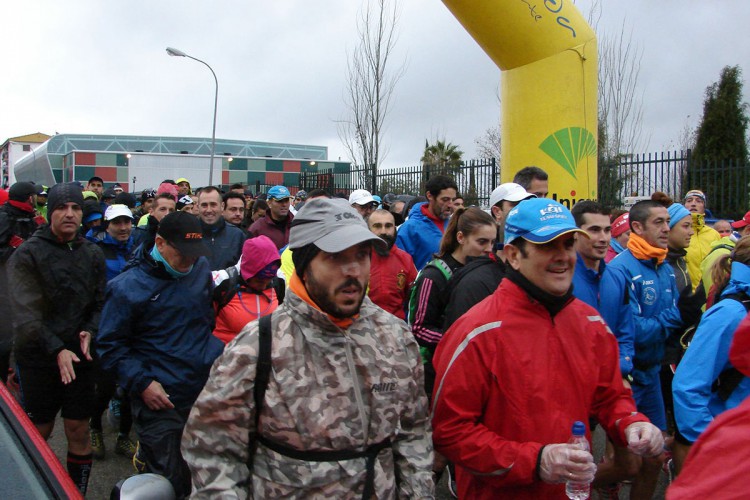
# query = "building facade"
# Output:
<box><xmin>11</xmin><ymin>133</ymin><xmax>352</xmax><ymax>194</ymax></box>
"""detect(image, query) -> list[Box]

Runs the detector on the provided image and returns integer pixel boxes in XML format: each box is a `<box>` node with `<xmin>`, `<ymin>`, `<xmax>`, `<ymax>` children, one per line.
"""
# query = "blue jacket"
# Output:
<box><xmin>96</xmin><ymin>252</ymin><xmax>224</xmax><ymax>409</ymax></box>
<box><xmin>601</xmin><ymin>250</ymin><xmax>682</xmax><ymax>380</ymax></box>
<box><xmin>673</xmin><ymin>261</ymin><xmax>750</xmax><ymax>442</ymax></box>
<box><xmin>574</xmin><ymin>254</ymin><xmax>635</xmax><ymax>376</ymax></box>
<box><xmin>86</xmin><ymin>229</ymin><xmax>134</xmax><ymax>281</ymax></box>
<box><xmin>396</xmin><ymin>202</ymin><xmax>446</xmax><ymax>270</ymax></box>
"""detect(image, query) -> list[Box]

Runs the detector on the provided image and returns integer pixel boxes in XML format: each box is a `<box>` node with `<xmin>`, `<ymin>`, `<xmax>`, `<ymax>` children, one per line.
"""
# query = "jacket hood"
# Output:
<box><xmin>408</xmin><ymin>201</ymin><xmax>427</xmax><ymax>219</ymax></box>
<box><xmin>240</xmin><ymin>236</ymin><xmax>280</xmax><ymax>280</ymax></box>
<box><xmin>711</xmin><ymin>236</ymin><xmax>736</xmax><ymax>249</ymax></box>
<box><xmin>721</xmin><ymin>261</ymin><xmax>750</xmax><ymax>297</ymax></box>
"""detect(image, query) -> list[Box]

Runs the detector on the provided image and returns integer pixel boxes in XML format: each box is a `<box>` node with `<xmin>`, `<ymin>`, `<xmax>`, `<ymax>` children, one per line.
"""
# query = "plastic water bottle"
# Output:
<box><xmin>565</xmin><ymin>421</ymin><xmax>591</xmax><ymax>500</ymax></box>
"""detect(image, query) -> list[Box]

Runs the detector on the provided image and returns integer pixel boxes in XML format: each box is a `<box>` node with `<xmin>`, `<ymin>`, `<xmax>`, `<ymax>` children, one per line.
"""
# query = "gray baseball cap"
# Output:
<box><xmin>289</xmin><ymin>197</ymin><xmax>386</xmax><ymax>253</ymax></box>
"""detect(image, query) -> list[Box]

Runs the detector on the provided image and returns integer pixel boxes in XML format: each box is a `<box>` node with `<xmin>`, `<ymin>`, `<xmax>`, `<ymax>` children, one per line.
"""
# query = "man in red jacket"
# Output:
<box><xmin>367</xmin><ymin>209</ymin><xmax>417</xmax><ymax>320</ymax></box>
<box><xmin>431</xmin><ymin>198</ymin><xmax>664</xmax><ymax>499</ymax></box>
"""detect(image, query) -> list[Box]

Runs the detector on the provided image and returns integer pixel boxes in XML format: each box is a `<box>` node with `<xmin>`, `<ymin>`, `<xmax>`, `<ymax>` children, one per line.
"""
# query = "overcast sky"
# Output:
<box><xmin>2</xmin><ymin>1</ymin><xmax>748</xmax><ymax>171</ymax></box>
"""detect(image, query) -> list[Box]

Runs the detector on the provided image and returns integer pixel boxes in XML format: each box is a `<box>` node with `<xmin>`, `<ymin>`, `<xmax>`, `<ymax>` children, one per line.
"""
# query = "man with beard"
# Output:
<box><xmin>182</xmin><ymin>197</ymin><xmax>434</xmax><ymax>498</ymax></box>
<box><xmin>367</xmin><ymin>209</ymin><xmax>417</xmax><ymax>320</ymax></box>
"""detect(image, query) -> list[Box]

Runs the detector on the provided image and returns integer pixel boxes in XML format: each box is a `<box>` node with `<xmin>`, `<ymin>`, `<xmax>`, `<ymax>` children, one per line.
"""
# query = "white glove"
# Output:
<box><xmin>625</xmin><ymin>421</ymin><xmax>664</xmax><ymax>457</ymax></box>
<box><xmin>539</xmin><ymin>444</ymin><xmax>596</xmax><ymax>484</ymax></box>
<box><xmin>212</xmin><ymin>269</ymin><xmax>230</xmax><ymax>287</ymax></box>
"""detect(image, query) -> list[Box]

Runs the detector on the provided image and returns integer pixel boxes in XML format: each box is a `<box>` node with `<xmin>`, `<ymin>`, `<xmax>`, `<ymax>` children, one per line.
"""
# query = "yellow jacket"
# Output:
<box><xmin>686</xmin><ymin>213</ymin><xmax>721</xmax><ymax>289</ymax></box>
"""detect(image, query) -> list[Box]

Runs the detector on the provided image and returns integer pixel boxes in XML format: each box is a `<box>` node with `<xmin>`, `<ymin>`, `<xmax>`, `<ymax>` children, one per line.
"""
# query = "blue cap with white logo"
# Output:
<box><xmin>267</xmin><ymin>185</ymin><xmax>292</xmax><ymax>200</ymax></box>
<box><xmin>504</xmin><ymin>198</ymin><xmax>588</xmax><ymax>244</ymax></box>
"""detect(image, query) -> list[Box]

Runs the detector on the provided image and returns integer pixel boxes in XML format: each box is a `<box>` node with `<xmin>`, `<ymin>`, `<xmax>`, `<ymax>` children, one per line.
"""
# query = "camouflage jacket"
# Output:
<box><xmin>182</xmin><ymin>289</ymin><xmax>434</xmax><ymax>499</ymax></box>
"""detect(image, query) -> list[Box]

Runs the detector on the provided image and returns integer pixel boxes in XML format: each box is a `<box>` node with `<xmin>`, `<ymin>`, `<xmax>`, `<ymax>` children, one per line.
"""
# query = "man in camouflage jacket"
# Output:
<box><xmin>182</xmin><ymin>197</ymin><xmax>434</xmax><ymax>499</ymax></box>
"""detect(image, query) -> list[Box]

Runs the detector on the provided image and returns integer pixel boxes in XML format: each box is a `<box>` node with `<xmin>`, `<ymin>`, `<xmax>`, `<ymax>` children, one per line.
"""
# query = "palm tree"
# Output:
<box><xmin>421</xmin><ymin>139</ymin><xmax>464</xmax><ymax>174</ymax></box>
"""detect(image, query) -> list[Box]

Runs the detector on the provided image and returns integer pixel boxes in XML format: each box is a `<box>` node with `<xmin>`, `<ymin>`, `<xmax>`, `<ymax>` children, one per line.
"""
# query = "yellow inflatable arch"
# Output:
<box><xmin>442</xmin><ymin>0</ymin><xmax>598</xmax><ymax>206</ymax></box>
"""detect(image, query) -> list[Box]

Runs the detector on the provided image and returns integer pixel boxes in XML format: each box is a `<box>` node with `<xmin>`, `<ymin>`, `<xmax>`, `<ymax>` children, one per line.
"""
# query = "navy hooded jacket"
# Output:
<box><xmin>97</xmin><ymin>251</ymin><xmax>223</xmax><ymax>408</ymax></box>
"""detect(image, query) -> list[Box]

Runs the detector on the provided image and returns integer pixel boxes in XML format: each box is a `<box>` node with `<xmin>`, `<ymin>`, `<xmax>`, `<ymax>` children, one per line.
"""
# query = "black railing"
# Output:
<box><xmin>615</xmin><ymin>150</ymin><xmax>749</xmax><ymax>220</ymax></box>
<box><xmin>299</xmin><ymin>158</ymin><xmax>498</xmax><ymax>207</ymax></box>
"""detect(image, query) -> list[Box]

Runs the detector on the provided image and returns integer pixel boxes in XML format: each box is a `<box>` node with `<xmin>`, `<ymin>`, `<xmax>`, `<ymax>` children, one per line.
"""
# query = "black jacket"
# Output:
<box><xmin>443</xmin><ymin>255</ymin><xmax>506</xmax><ymax>328</ymax></box>
<box><xmin>0</xmin><ymin>202</ymin><xmax>45</xmax><ymax>350</ymax></box>
<box><xmin>9</xmin><ymin>225</ymin><xmax>106</xmax><ymax>367</ymax></box>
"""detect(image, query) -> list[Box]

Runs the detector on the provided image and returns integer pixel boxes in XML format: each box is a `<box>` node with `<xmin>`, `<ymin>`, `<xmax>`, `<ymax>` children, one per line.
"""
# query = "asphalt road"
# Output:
<box><xmin>48</xmin><ymin>415</ymin><xmax>669</xmax><ymax>499</ymax></box>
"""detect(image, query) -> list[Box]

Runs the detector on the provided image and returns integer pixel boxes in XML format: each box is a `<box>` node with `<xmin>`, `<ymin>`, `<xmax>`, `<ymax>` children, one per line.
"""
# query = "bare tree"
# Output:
<box><xmin>582</xmin><ymin>0</ymin><xmax>649</xmax><ymax>201</ymax></box>
<box><xmin>474</xmin><ymin>125</ymin><xmax>501</xmax><ymax>162</ymax></box>
<box><xmin>337</xmin><ymin>0</ymin><xmax>405</xmax><ymax>192</ymax></box>
<box><xmin>598</xmin><ymin>20</ymin><xmax>648</xmax><ymax>159</ymax></box>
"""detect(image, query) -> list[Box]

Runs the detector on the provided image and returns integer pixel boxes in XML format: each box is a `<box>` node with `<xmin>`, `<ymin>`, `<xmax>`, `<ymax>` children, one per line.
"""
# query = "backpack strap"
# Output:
<box><xmin>272</xmin><ymin>276</ymin><xmax>285</xmax><ymax>304</ymax></box>
<box><xmin>246</xmin><ymin>313</ymin><xmax>273</xmax><ymax>471</ymax></box>
<box><xmin>707</xmin><ymin>243</ymin><xmax>735</xmax><ymax>256</ymax></box>
<box><xmin>710</xmin><ymin>293</ymin><xmax>750</xmax><ymax>401</ymax></box>
<box><xmin>214</xmin><ymin>266</ymin><xmax>241</xmax><ymax>312</ymax></box>
<box><xmin>407</xmin><ymin>257</ymin><xmax>453</xmax><ymax>326</ymax></box>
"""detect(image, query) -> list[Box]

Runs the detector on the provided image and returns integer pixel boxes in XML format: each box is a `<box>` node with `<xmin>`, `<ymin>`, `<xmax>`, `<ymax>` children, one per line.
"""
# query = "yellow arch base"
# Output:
<box><xmin>442</xmin><ymin>0</ymin><xmax>598</xmax><ymax>206</ymax></box>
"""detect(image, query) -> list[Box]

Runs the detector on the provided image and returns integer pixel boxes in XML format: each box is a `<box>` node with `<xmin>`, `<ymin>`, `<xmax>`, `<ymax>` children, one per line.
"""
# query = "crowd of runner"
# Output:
<box><xmin>0</xmin><ymin>167</ymin><xmax>748</xmax><ymax>499</ymax></box>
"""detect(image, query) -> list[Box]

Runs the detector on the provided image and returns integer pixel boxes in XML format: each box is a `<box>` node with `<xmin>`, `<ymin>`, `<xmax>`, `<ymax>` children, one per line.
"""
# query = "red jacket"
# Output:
<box><xmin>368</xmin><ymin>246</ymin><xmax>417</xmax><ymax>320</ymax></box>
<box><xmin>431</xmin><ymin>279</ymin><xmax>647</xmax><ymax>499</ymax></box>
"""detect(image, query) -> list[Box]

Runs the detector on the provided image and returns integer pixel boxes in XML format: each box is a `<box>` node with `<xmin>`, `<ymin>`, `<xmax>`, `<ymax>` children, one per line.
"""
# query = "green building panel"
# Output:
<box><xmin>247</xmin><ymin>159</ymin><xmax>266</xmax><ymax>171</ymax></box>
<box><xmin>332</xmin><ymin>163</ymin><xmax>350</xmax><ymax>174</ymax></box>
<box><xmin>247</xmin><ymin>171</ymin><xmax>266</xmax><ymax>185</ymax></box>
<box><xmin>229</xmin><ymin>158</ymin><xmax>248</xmax><ymax>170</ymax></box>
<box><xmin>117</xmin><ymin>167</ymin><xmax>129</xmax><ymax>183</ymax></box>
<box><xmin>53</xmin><ymin>169</ymin><xmax>63</xmax><ymax>183</ymax></box>
<box><xmin>96</xmin><ymin>153</ymin><xmax>118</xmax><ymax>166</ymax></box>
<box><xmin>116</xmin><ymin>154</ymin><xmax>129</xmax><ymax>167</ymax></box>
<box><xmin>76</xmin><ymin>166</ymin><xmax>96</xmax><ymax>181</ymax></box>
<box><xmin>283</xmin><ymin>173</ymin><xmax>300</xmax><ymax>186</ymax></box>
<box><xmin>229</xmin><ymin>170</ymin><xmax>247</xmax><ymax>184</ymax></box>
<box><xmin>265</xmin><ymin>159</ymin><xmax>283</xmax><ymax>172</ymax></box>
<box><xmin>49</xmin><ymin>156</ymin><xmax>63</xmax><ymax>170</ymax></box>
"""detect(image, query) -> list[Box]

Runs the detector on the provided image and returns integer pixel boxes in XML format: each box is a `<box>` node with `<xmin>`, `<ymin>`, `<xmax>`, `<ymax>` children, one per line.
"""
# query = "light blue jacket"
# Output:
<box><xmin>673</xmin><ymin>261</ymin><xmax>750</xmax><ymax>442</ymax></box>
<box><xmin>600</xmin><ymin>250</ymin><xmax>682</xmax><ymax>383</ymax></box>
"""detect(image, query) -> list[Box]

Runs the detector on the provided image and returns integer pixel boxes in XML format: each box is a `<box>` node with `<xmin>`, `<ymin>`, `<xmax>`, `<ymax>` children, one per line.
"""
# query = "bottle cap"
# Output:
<box><xmin>572</xmin><ymin>421</ymin><xmax>586</xmax><ymax>436</ymax></box>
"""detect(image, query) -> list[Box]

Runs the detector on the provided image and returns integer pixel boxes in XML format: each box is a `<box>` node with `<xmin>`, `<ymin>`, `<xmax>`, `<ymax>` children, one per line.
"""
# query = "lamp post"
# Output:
<box><xmin>166</xmin><ymin>46</ymin><xmax>219</xmax><ymax>186</ymax></box>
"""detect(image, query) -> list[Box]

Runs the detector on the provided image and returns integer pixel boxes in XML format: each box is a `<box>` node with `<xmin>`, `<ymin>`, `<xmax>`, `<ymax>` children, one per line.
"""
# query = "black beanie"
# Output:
<box><xmin>292</xmin><ymin>243</ymin><xmax>321</xmax><ymax>279</ymax></box>
<box><xmin>47</xmin><ymin>182</ymin><xmax>85</xmax><ymax>212</ymax></box>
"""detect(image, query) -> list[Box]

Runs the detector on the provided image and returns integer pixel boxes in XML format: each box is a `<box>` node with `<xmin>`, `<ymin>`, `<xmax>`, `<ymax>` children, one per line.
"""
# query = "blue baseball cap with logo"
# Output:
<box><xmin>267</xmin><ymin>185</ymin><xmax>292</xmax><ymax>200</ymax></box>
<box><xmin>504</xmin><ymin>198</ymin><xmax>588</xmax><ymax>245</ymax></box>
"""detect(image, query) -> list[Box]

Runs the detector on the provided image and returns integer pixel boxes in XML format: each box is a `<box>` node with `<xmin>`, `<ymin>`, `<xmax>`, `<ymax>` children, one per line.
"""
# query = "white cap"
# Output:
<box><xmin>104</xmin><ymin>204</ymin><xmax>134</xmax><ymax>221</ymax></box>
<box><xmin>349</xmin><ymin>189</ymin><xmax>376</xmax><ymax>206</ymax></box>
<box><xmin>489</xmin><ymin>182</ymin><xmax>536</xmax><ymax>208</ymax></box>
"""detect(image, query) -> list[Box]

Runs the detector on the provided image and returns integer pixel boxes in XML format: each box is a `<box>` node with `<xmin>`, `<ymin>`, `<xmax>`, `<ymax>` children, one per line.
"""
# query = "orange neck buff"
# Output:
<box><xmin>288</xmin><ymin>272</ymin><xmax>356</xmax><ymax>329</ymax></box>
<box><xmin>627</xmin><ymin>232</ymin><xmax>668</xmax><ymax>265</ymax></box>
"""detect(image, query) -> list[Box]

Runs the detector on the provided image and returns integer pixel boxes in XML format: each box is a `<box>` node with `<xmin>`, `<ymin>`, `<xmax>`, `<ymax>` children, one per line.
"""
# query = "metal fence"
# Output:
<box><xmin>256</xmin><ymin>151</ymin><xmax>748</xmax><ymax>220</ymax></box>
<box><xmin>614</xmin><ymin>150</ymin><xmax>750</xmax><ymax>220</ymax></box>
<box><xmin>299</xmin><ymin>158</ymin><xmax>499</xmax><ymax>207</ymax></box>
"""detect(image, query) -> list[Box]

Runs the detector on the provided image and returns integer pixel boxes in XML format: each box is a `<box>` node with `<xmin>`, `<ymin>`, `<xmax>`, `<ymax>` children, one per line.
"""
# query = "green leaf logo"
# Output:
<box><xmin>538</xmin><ymin>127</ymin><xmax>596</xmax><ymax>180</ymax></box>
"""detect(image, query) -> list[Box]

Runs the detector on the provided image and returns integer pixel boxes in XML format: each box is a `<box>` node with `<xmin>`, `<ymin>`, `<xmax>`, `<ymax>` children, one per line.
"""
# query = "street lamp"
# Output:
<box><xmin>166</xmin><ymin>46</ymin><xmax>219</xmax><ymax>186</ymax></box>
